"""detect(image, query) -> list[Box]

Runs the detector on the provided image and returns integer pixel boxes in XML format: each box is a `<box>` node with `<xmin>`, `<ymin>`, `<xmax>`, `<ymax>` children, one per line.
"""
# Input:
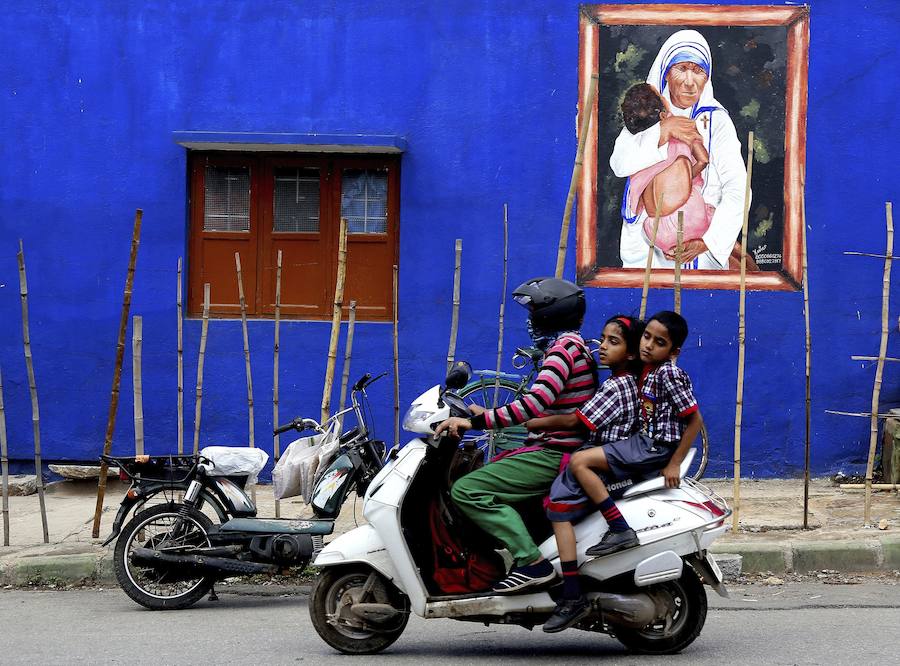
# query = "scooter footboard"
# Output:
<box><xmin>314</xmin><ymin>524</ymin><xmax>400</xmax><ymax>585</ymax></box>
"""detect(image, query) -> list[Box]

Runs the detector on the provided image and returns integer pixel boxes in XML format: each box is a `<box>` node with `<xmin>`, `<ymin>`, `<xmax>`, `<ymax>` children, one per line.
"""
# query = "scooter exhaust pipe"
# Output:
<box><xmin>131</xmin><ymin>548</ymin><xmax>279</xmax><ymax>576</ymax></box>
<box><xmin>591</xmin><ymin>591</ymin><xmax>659</xmax><ymax>629</ymax></box>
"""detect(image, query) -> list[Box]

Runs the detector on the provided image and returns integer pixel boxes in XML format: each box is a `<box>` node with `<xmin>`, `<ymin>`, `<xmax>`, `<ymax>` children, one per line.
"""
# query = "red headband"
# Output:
<box><xmin>613</xmin><ymin>316</ymin><xmax>633</xmax><ymax>330</ymax></box>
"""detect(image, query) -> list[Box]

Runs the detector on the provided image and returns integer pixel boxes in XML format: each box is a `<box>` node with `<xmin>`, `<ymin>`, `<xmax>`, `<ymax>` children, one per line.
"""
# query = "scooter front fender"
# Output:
<box><xmin>313</xmin><ymin>524</ymin><xmax>399</xmax><ymax>587</ymax></box>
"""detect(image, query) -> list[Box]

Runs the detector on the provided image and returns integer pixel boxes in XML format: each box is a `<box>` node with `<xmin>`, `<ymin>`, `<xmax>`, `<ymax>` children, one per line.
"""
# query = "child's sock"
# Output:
<box><xmin>560</xmin><ymin>560</ymin><xmax>581</xmax><ymax>599</ymax></box>
<box><xmin>597</xmin><ymin>496</ymin><xmax>630</xmax><ymax>533</ymax></box>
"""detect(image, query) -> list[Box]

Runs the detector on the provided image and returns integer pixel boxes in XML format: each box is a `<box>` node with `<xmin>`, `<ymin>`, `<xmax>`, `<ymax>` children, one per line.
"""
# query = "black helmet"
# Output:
<box><xmin>512</xmin><ymin>277</ymin><xmax>585</xmax><ymax>334</ymax></box>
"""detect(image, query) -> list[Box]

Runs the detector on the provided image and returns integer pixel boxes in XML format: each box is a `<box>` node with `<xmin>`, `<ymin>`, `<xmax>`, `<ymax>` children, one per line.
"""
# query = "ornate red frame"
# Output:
<box><xmin>576</xmin><ymin>4</ymin><xmax>809</xmax><ymax>291</ymax></box>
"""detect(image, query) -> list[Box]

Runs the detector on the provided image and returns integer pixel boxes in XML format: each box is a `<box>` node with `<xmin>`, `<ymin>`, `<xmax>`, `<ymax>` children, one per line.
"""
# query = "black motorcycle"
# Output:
<box><xmin>105</xmin><ymin>373</ymin><xmax>386</xmax><ymax>610</ymax></box>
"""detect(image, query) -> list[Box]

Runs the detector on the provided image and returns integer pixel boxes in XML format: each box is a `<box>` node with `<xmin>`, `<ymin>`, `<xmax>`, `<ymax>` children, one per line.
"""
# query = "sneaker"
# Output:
<box><xmin>543</xmin><ymin>596</ymin><xmax>591</xmax><ymax>633</ymax></box>
<box><xmin>491</xmin><ymin>562</ymin><xmax>557</xmax><ymax>594</ymax></box>
<box><xmin>585</xmin><ymin>528</ymin><xmax>639</xmax><ymax>557</ymax></box>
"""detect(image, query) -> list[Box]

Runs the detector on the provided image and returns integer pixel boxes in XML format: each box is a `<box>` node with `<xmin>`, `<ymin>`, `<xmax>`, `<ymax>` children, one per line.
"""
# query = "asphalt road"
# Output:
<box><xmin>1</xmin><ymin>583</ymin><xmax>898</xmax><ymax>664</ymax></box>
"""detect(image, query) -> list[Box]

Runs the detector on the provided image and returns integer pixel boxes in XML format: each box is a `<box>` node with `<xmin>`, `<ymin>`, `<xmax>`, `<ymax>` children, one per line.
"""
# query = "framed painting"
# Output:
<box><xmin>576</xmin><ymin>4</ymin><xmax>809</xmax><ymax>290</ymax></box>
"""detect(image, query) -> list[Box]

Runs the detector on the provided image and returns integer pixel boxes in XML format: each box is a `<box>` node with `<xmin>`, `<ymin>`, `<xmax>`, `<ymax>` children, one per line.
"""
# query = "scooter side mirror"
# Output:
<box><xmin>445</xmin><ymin>361</ymin><xmax>472</xmax><ymax>390</ymax></box>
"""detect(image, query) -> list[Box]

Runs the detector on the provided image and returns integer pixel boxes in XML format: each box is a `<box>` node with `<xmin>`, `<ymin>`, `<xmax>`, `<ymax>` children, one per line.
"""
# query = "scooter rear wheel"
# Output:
<box><xmin>613</xmin><ymin>565</ymin><xmax>707</xmax><ymax>654</ymax></box>
<box><xmin>114</xmin><ymin>503</ymin><xmax>215</xmax><ymax>610</ymax></box>
<box><xmin>310</xmin><ymin>567</ymin><xmax>409</xmax><ymax>655</ymax></box>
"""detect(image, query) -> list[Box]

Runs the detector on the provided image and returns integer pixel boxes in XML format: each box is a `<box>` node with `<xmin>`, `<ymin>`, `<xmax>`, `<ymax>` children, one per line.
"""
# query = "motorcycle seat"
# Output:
<box><xmin>217</xmin><ymin>517</ymin><xmax>334</xmax><ymax>536</ymax></box>
<box><xmin>621</xmin><ymin>447</ymin><xmax>696</xmax><ymax>499</ymax></box>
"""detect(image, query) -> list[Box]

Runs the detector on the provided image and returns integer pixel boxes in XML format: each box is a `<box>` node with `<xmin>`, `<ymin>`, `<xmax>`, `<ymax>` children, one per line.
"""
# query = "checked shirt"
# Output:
<box><xmin>576</xmin><ymin>373</ymin><xmax>640</xmax><ymax>444</ymax></box>
<box><xmin>639</xmin><ymin>360</ymin><xmax>699</xmax><ymax>445</ymax></box>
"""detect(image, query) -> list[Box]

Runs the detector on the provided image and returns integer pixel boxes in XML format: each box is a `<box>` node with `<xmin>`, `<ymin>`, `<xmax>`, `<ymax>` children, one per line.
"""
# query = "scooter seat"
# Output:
<box><xmin>621</xmin><ymin>448</ymin><xmax>696</xmax><ymax>499</ymax></box>
<box><xmin>218</xmin><ymin>517</ymin><xmax>334</xmax><ymax>535</ymax></box>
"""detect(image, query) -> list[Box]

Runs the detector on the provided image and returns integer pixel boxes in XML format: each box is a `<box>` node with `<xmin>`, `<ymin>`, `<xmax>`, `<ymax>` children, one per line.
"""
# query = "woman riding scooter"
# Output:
<box><xmin>435</xmin><ymin>277</ymin><xmax>598</xmax><ymax>594</ymax></box>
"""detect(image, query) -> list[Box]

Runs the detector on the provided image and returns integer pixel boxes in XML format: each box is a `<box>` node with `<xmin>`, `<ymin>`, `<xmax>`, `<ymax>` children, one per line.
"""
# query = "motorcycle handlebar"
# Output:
<box><xmin>273</xmin><ymin>417</ymin><xmax>320</xmax><ymax>435</ymax></box>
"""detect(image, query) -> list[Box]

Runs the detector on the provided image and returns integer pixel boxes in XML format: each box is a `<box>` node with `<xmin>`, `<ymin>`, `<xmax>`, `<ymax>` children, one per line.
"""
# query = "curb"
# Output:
<box><xmin>0</xmin><ymin>547</ymin><xmax>115</xmax><ymax>588</ymax></box>
<box><xmin>712</xmin><ymin>535</ymin><xmax>900</xmax><ymax>574</ymax></box>
<box><xmin>3</xmin><ymin>537</ymin><xmax>900</xmax><ymax>588</ymax></box>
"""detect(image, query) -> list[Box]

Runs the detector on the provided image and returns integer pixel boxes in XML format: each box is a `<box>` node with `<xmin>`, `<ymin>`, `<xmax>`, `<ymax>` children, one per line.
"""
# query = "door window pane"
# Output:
<box><xmin>274</xmin><ymin>168</ymin><xmax>320</xmax><ymax>232</ymax></box>
<box><xmin>204</xmin><ymin>166</ymin><xmax>250</xmax><ymax>231</ymax></box>
<box><xmin>341</xmin><ymin>169</ymin><xmax>388</xmax><ymax>233</ymax></box>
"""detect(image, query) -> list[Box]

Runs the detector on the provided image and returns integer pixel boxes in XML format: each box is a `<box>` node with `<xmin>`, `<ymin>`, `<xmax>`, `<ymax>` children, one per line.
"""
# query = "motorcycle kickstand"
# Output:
<box><xmin>208</xmin><ymin>586</ymin><xmax>219</xmax><ymax>602</ymax></box>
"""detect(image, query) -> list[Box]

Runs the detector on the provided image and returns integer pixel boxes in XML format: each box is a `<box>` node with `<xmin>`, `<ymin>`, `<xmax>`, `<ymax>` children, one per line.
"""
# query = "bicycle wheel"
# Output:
<box><xmin>458</xmin><ymin>377</ymin><xmax>530</xmax><ymax>459</ymax></box>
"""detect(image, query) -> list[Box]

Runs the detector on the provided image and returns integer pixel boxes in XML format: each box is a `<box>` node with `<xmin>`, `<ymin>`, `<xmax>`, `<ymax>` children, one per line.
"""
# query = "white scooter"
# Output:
<box><xmin>309</xmin><ymin>365</ymin><xmax>731</xmax><ymax>655</ymax></box>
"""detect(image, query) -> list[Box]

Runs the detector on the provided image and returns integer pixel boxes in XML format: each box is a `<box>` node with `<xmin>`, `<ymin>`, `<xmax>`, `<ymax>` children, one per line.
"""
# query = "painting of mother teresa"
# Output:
<box><xmin>615</xmin><ymin>29</ymin><xmax>752</xmax><ymax>270</ymax></box>
<box><xmin>582</xmin><ymin>8</ymin><xmax>808</xmax><ymax>287</ymax></box>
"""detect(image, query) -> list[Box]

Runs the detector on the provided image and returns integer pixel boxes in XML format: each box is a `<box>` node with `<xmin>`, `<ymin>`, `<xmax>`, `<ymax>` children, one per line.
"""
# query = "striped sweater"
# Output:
<box><xmin>469</xmin><ymin>333</ymin><xmax>598</xmax><ymax>449</ymax></box>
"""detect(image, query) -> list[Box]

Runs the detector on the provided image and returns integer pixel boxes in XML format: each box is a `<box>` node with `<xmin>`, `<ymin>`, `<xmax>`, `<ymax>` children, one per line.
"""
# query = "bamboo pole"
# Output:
<box><xmin>132</xmin><ymin>316</ymin><xmax>144</xmax><ymax>456</ymax></box>
<box><xmin>234</xmin><ymin>253</ymin><xmax>255</xmax><ymax>450</ymax></box>
<box><xmin>337</xmin><ymin>301</ymin><xmax>358</xmax><ymax>428</ymax></box>
<box><xmin>322</xmin><ymin>218</ymin><xmax>348</xmax><ymax>425</ymax></box>
<box><xmin>732</xmin><ymin>131</ymin><xmax>755</xmax><ymax>533</ymax></box>
<box><xmin>177</xmin><ymin>257</ymin><xmax>184</xmax><ymax>455</ymax></box>
<box><xmin>556</xmin><ymin>72</ymin><xmax>599</xmax><ymax>278</ymax></box>
<box><xmin>801</xmin><ymin>183</ymin><xmax>812</xmax><ymax>528</ymax></box>
<box><xmin>1</xmin><ymin>368</ymin><xmax>10</xmax><ymax>546</ymax></box>
<box><xmin>674</xmin><ymin>211</ymin><xmax>684</xmax><ymax>315</ymax></box>
<box><xmin>17</xmin><ymin>240</ymin><xmax>49</xmax><ymax>543</ymax></box>
<box><xmin>494</xmin><ymin>204</ymin><xmax>509</xmax><ymax>409</ymax></box>
<box><xmin>92</xmin><ymin>209</ymin><xmax>142</xmax><ymax>537</ymax></box>
<box><xmin>865</xmin><ymin>202</ymin><xmax>894</xmax><ymax>526</ymax></box>
<box><xmin>273</xmin><ymin>250</ymin><xmax>282</xmax><ymax>518</ymax></box>
<box><xmin>447</xmin><ymin>239</ymin><xmax>462</xmax><ymax>373</ymax></box>
<box><xmin>393</xmin><ymin>265</ymin><xmax>400</xmax><ymax>449</ymax></box>
<box><xmin>840</xmin><ymin>483</ymin><xmax>900</xmax><ymax>491</ymax></box>
<box><xmin>193</xmin><ymin>284</ymin><xmax>211</xmax><ymax>456</ymax></box>
<box><xmin>639</xmin><ymin>193</ymin><xmax>663</xmax><ymax>320</ymax></box>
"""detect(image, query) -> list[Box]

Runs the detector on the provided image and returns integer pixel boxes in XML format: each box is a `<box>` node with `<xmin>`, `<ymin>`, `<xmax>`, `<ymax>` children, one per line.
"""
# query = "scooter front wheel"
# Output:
<box><xmin>613</xmin><ymin>565</ymin><xmax>707</xmax><ymax>655</ymax></box>
<box><xmin>310</xmin><ymin>567</ymin><xmax>409</xmax><ymax>655</ymax></box>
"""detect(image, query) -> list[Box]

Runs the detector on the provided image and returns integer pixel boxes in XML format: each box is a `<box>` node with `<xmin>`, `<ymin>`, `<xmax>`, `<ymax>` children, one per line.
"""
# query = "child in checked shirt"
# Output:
<box><xmin>524</xmin><ymin>314</ymin><xmax>643</xmax><ymax>633</ymax></box>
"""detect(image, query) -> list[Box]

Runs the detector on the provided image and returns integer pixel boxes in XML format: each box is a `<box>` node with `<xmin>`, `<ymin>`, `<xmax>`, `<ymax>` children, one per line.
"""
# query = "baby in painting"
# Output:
<box><xmin>621</xmin><ymin>83</ymin><xmax>713</xmax><ymax>256</ymax></box>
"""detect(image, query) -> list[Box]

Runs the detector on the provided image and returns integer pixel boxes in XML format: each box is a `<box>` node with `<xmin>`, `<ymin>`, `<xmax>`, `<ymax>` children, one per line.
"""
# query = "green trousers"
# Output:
<box><xmin>450</xmin><ymin>448</ymin><xmax>563</xmax><ymax>567</ymax></box>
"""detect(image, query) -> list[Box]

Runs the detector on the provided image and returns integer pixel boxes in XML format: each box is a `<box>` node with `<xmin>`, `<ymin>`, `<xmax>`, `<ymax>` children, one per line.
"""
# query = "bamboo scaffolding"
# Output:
<box><xmin>556</xmin><ymin>72</ymin><xmax>599</xmax><ymax>278</ymax></box>
<box><xmin>494</xmin><ymin>204</ymin><xmax>509</xmax><ymax>409</ymax></box>
<box><xmin>337</xmin><ymin>301</ymin><xmax>358</xmax><ymax>428</ymax></box>
<box><xmin>447</xmin><ymin>239</ymin><xmax>462</xmax><ymax>373</ymax></box>
<box><xmin>639</xmin><ymin>193</ymin><xmax>663</xmax><ymax>321</ymax></box>
<box><xmin>177</xmin><ymin>257</ymin><xmax>184</xmax><ymax>455</ymax></box>
<box><xmin>234</xmin><ymin>253</ymin><xmax>255</xmax><ymax>452</ymax></box>
<box><xmin>732</xmin><ymin>131</ymin><xmax>755</xmax><ymax>533</ymax></box>
<box><xmin>674</xmin><ymin>211</ymin><xmax>684</xmax><ymax>314</ymax></box>
<box><xmin>17</xmin><ymin>240</ymin><xmax>49</xmax><ymax>543</ymax></box>
<box><xmin>843</xmin><ymin>251</ymin><xmax>900</xmax><ymax>259</ymax></box>
<box><xmin>851</xmin><ymin>356</ymin><xmax>900</xmax><ymax>363</ymax></box>
<box><xmin>801</xmin><ymin>184</ymin><xmax>812</xmax><ymax>528</ymax></box>
<box><xmin>193</xmin><ymin>284</ymin><xmax>211</xmax><ymax>456</ymax></box>
<box><xmin>92</xmin><ymin>209</ymin><xmax>142</xmax><ymax>538</ymax></box>
<box><xmin>322</xmin><ymin>218</ymin><xmax>348</xmax><ymax>425</ymax></box>
<box><xmin>273</xmin><ymin>250</ymin><xmax>282</xmax><ymax>518</ymax></box>
<box><xmin>132</xmin><ymin>316</ymin><xmax>144</xmax><ymax>456</ymax></box>
<box><xmin>840</xmin><ymin>483</ymin><xmax>900</xmax><ymax>491</ymax></box>
<box><xmin>1</xmin><ymin>368</ymin><xmax>10</xmax><ymax>546</ymax></box>
<box><xmin>393</xmin><ymin>265</ymin><xmax>400</xmax><ymax>449</ymax></box>
<box><xmin>865</xmin><ymin>202</ymin><xmax>893</xmax><ymax>525</ymax></box>
<box><xmin>825</xmin><ymin>410</ymin><xmax>900</xmax><ymax>419</ymax></box>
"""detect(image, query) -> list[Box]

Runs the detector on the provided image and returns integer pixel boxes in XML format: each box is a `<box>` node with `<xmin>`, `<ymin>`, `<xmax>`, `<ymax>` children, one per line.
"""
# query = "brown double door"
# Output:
<box><xmin>188</xmin><ymin>152</ymin><xmax>399</xmax><ymax>321</ymax></box>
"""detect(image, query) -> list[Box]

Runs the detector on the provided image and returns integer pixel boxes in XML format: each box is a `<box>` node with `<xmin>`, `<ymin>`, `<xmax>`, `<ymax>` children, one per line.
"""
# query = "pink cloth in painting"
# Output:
<box><xmin>629</xmin><ymin>139</ymin><xmax>714</xmax><ymax>254</ymax></box>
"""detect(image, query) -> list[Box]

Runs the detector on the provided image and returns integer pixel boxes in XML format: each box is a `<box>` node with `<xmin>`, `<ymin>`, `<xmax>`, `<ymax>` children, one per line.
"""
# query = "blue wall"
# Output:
<box><xmin>0</xmin><ymin>0</ymin><xmax>897</xmax><ymax>478</ymax></box>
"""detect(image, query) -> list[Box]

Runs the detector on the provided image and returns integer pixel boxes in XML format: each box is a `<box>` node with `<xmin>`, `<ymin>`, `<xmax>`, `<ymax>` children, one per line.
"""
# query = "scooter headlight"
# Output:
<box><xmin>402</xmin><ymin>405</ymin><xmax>434</xmax><ymax>433</ymax></box>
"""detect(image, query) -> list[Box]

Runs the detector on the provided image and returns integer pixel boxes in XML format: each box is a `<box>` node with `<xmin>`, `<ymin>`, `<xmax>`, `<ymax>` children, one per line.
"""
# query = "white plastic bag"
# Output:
<box><xmin>199</xmin><ymin>446</ymin><xmax>269</xmax><ymax>487</ymax></box>
<box><xmin>273</xmin><ymin>423</ymin><xmax>339</xmax><ymax>501</ymax></box>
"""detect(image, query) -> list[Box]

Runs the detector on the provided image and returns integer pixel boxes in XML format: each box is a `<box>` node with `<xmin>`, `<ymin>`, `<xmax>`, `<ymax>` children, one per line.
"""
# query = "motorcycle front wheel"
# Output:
<box><xmin>613</xmin><ymin>565</ymin><xmax>707</xmax><ymax>655</ymax></box>
<box><xmin>310</xmin><ymin>567</ymin><xmax>410</xmax><ymax>655</ymax></box>
<box><xmin>113</xmin><ymin>503</ymin><xmax>215</xmax><ymax>610</ymax></box>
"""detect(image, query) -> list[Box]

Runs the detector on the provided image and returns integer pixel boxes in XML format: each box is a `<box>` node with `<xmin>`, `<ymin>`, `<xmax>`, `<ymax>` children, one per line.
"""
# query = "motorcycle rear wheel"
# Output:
<box><xmin>310</xmin><ymin>567</ymin><xmax>409</xmax><ymax>655</ymax></box>
<box><xmin>114</xmin><ymin>503</ymin><xmax>215</xmax><ymax>610</ymax></box>
<box><xmin>613</xmin><ymin>566</ymin><xmax>707</xmax><ymax>655</ymax></box>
